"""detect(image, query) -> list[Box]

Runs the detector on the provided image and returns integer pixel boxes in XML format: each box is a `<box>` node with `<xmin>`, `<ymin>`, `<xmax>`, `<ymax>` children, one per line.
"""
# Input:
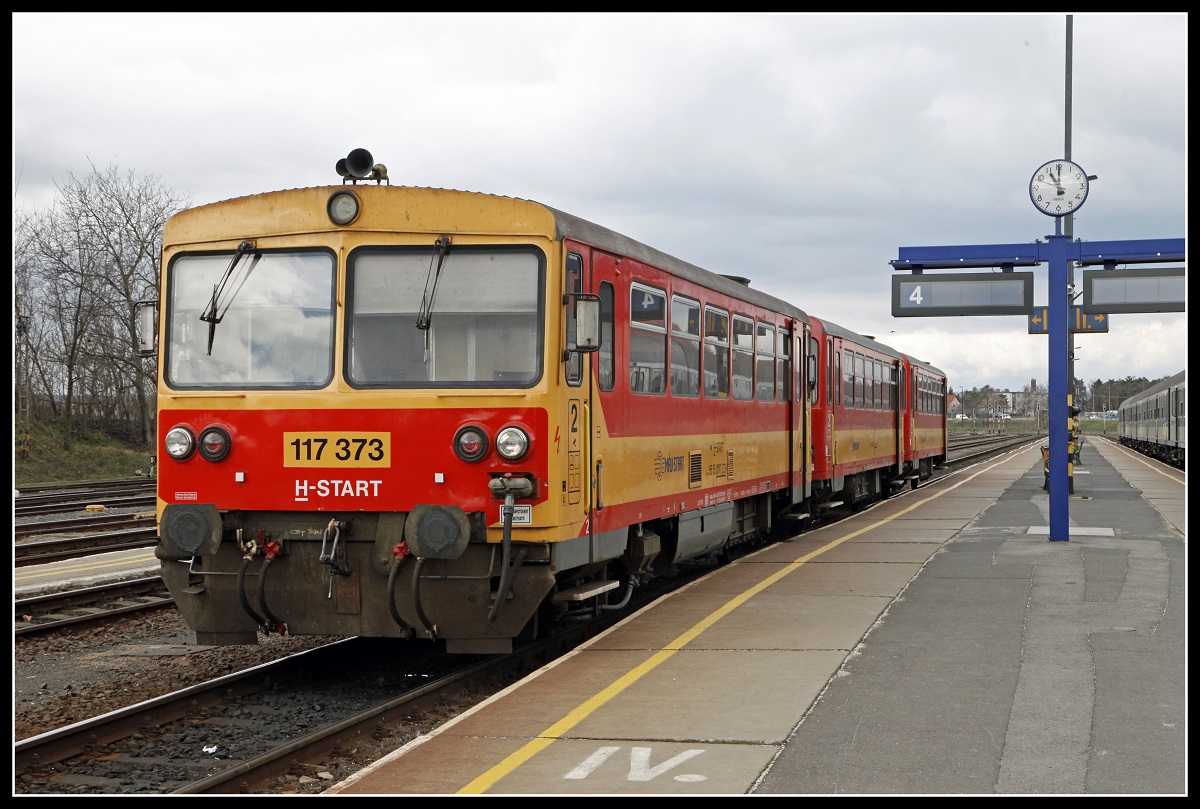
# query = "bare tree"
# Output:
<box><xmin>18</xmin><ymin>162</ymin><xmax>190</xmax><ymax>449</ymax></box>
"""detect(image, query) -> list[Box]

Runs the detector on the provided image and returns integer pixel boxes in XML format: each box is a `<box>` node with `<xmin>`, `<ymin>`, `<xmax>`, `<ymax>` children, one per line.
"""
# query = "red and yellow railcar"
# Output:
<box><xmin>808</xmin><ymin>317</ymin><xmax>947</xmax><ymax>508</ymax></box>
<box><xmin>141</xmin><ymin>149</ymin><xmax>945</xmax><ymax>654</ymax></box>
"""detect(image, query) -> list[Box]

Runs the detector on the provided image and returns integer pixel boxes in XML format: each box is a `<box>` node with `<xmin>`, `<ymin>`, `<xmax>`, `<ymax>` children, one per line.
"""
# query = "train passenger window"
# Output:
<box><xmin>599</xmin><ymin>282</ymin><xmax>614</xmax><ymax>391</ymax></box>
<box><xmin>855</xmin><ymin>353</ymin><xmax>865</xmax><ymax>409</ymax></box>
<box><xmin>843</xmin><ymin>349</ymin><xmax>853</xmax><ymax>408</ymax></box>
<box><xmin>830</xmin><ymin>345</ymin><xmax>840</xmax><ymax>405</ymax></box>
<box><xmin>756</xmin><ymin>322</ymin><xmax>775</xmax><ymax>401</ymax></box>
<box><xmin>777</xmin><ymin>328</ymin><xmax>790</xmax><ymax>403</ymax></box>
<box><xmin>670</xmin><ymin>296</ymin><xmax>700</xmax><ymax>397</ymax></box>
<box><xmin>703</xmin><ymin>306</ymin><xmax>729</xmax><ymax>399</ymax></box>
<box><xmin>810</xmin><ymin>336</ymin><xmax>821</xmax><ymax>406</ymax></box>
<box><xmin>732</xmin><ymin>316</ymin><xmax>754</xmax><ymax>401</ymax></box>
<box><xmin>630</xmin><ymin>283</ymin><xmax>666</xmax><ymax>395</ymax></box>
<box><xmin>865</xmin><ymin>358</ymin><xmax>875</xmax><ymax>410</ymax></box>
<box><xmin>874</xmin><ymin>360</ymin><xmax>883</xmax><ymax>410</ymax></box>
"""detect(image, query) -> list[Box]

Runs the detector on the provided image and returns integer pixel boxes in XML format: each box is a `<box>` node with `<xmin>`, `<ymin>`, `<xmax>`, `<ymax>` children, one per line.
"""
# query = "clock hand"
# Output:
<box><xmin>1050</xmin><ymin>167</ymin><xmax>1065</xmax><ymax>194</ymax></box>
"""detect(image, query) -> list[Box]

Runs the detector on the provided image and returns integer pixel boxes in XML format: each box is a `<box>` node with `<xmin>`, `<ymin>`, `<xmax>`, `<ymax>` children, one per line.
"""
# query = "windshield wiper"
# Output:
<box><xmin>414</xmin><ymin>236</ymin><xmax>452</xmax><ymax>331</ymax></box>
<box><xmin>200</xmin><ymin>240</ymin><xmax>260</xmax><ymax>355</ymax></box>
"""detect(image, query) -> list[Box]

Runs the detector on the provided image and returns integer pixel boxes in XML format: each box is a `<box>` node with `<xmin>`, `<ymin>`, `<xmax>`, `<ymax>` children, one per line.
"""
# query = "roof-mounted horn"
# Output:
<box><xmin>335</xmin><ymin>149</ymin><xmax>389</xmax><ymax>184</ymax></box>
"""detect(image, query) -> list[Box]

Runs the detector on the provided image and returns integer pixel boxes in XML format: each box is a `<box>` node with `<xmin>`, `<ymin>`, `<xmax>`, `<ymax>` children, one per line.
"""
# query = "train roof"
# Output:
<box><xmin>812</xmin><ymin>316</ymin><xmax>946</xmax><ymax>378</ymax></box>
<box><xmin>542</xmin><ymin>201</ymin><xmax>811</xmax><ymax>324</ymax></box>
<box><xmin>1117</xmin><ymin>370</ymin><xmax>1185</xmax><ymax>409</ymax></box>
<box><xmin>169</xmin><ymin>184</ymin><xmax>810</xmax><ymax>325</ymax></box>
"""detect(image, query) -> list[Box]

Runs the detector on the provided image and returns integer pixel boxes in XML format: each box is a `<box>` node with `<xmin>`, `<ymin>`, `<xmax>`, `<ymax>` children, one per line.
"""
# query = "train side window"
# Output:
<box><xmin>630</xmin><ymin>283</ymin><xmax>666</xmax><ymax>395</ymax></box>
<box><xmin>777</xmin><ymin>328</ymin><xmax>790</xmax><ymax>403</ymax></box>
<box><xmin>865</xmin><ymin>357</ymin><xmax>875</xmax><ymax>410</ymax></box>
<box><xmin>843</xmin><ymin>349</ymin><xmax>853</xmax><ymax>408</ymax></box>
<box><xmin>755</xmin><ymin>322</ymin><xmax>775</xmax><ymax>401</ymax></box>
<box><xmin>670</xmin><ymin>295</ymin><xmax>701</xmax><ymax>397</ymax></box>
<box><xmin>827</xmin><ymin>338</ymin><xmax>834</xmax><ymax>406</ymax></box>
<box><xmin>732</xmin><ymin>315</ymin><xmax>754</xmax><ymax>401</ymax></box>
<box><xmin>565</xmin><ymin>252</ymin><xmax>584</xmax><ymax>387</ymax></box>
<box><xmin>757</xmin><ymin>322</ymin><xmax>776</xmax><ymax>401</ymax></box>
<box><xmin>810</xmin><ymin>335</ymin><xmax>820</xmax><ymax>406</ymax></box>
<box><xmin>854</xmin><ymin>352</ymin><xmax>865</xmax><ymax>409</ymax></box>
<box><xmin>598</xmin><ymin>282</ymin><xmax>614</xmax><ymax>391</ymax></box>
<box><xmin>831</xmin><ymin>346</ymin><xmax>839</xmax><ymax>406</ymax></box>
<box><xmin>703</xmin><ymin>306</ymin><xmax>729</xmax><ymax>399</ymax></box>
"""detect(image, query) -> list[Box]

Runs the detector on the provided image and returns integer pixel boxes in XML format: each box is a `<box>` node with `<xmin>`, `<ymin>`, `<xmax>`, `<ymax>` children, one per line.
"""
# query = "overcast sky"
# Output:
<box><xmin>12</xmin><ymin>12</ymin><xmax>1187</xmax><ymax>400</ymax></box>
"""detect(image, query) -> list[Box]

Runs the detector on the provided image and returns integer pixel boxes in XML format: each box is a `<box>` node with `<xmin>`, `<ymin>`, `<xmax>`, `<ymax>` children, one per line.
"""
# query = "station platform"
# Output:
<box><xmin>324</xmin><ymin>437</ymin><xmax>1184</xmax><ymax>795</ymax></box>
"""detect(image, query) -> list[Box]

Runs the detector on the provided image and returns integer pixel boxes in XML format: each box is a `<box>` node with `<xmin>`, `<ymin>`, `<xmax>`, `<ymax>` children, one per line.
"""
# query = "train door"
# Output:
<box><xmin>564</xmin><ymin>251</ymin><xmax>589</xmax><ymax>527</ymax></box>
<box><xmin>908</xmin><ymin>366</ymin><xmax>918</xmax><ymax>457</ymax></box>
<box><xmin>785</xmin><ymin>322</ymin><xmax>808</xmax><ymax>507</ymax></box>
<box><xmin>585</xmin><ymin>249</ymin><xmax>622</xmax><ymax>552</ymax></box>
<box><xmin>893</xmin><ymin>359</ymin><xmax>904</xmax><ymax>463</ymax></box>
<box><xmin>797</xmin><ymin>323</ymin><xmax>812</xmax><ymax>503</ymax></box>
<box><xmin>828</xmin><ymin>337</ymin><xmax>839</xmax><ymax>470</ymax></box>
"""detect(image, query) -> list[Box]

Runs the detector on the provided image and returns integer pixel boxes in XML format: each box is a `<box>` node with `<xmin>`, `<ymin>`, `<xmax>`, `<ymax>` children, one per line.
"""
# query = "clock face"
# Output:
<box><xmin>1029</xmin><ymin>160</ymin><xmax>1089</xmax><ymax>216</ymax></box>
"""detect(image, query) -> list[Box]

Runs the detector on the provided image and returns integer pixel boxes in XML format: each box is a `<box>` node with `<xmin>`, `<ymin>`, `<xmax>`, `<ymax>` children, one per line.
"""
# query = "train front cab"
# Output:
<box><xmin>148</xmin><ymin>185</ymin><xmax>821</xmax><ymax>655</ymax></box>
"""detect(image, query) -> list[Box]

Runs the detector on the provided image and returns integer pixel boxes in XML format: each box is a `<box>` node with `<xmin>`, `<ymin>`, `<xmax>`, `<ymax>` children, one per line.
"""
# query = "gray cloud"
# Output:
<box><xmin>12</xmin><ymin>12</ymin><xmax>1186</xmax><ymax>393</ymax></box>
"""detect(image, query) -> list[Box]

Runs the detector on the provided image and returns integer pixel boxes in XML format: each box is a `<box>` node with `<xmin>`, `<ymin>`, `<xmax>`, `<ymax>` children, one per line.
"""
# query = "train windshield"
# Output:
<box><xmin>345</xmin><ymin>246</ymin><xmax>544</xmax><ymax>387</ymax></box>
<box><xmin>165</xmin><ymin>249</ymin><xmax>336</xmax><ymax>388</ymax></box>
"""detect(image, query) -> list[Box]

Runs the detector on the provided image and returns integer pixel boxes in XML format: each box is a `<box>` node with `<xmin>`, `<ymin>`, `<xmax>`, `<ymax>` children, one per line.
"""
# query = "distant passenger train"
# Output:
<box><xmin>1117</xmin><ymin>371</ymin><xmax>1185</xmax><ymax>468</ymax></box>
<box><xmin>137</xmin><ymin>149</ymin><xmax>948</xmax><ymax>655</ymax></box>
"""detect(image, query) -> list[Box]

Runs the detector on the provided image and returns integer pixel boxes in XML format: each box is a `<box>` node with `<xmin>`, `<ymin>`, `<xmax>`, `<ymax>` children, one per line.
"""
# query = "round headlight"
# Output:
<box><xmin>328</xmin><ymin>191</ymin><xmax>360</xmax><ymax>225</ymax></box>
<box><xmin>453</xmin><ymin>426</ymin><xmax>489</xmax><ymax>462</ymax></box>
<box><xmin>198</xmin><ymin>426</ymin><xmax>232</xmax><ymax>461</ymax></box>
<box><xmin>495</xmin><ymin>426</ymin><xmax>530</xmax><ymax>462</ymax></box>
<box><xmin>165</xmin><ymin>426</ymin><xmax>196</xmax><ymax>460</ymax></box>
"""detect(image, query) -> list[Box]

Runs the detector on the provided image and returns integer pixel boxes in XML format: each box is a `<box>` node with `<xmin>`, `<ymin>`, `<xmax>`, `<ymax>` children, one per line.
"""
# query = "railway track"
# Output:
<box><xmin>16</xmin><ymin>513</ymin><xmax>156</xmax><ymax>541</ymax></box>
<box><xmin>15</xmin><ymin>478</ymin><xmax>156</xmax><ymax>519</ymax></box>
<box><xmin>16</xmin><ymin>528</ymin><xmax>159</xmax><ymax>567</ymax></box>
<box><xmin>16</xmin><ymin>577</ymin><xmax>177</xmax><ymax>637</ymax></box>
<box><xmin>14</xmin><ymin>571</ymin><xmax>695</xmax><ymax>795</ymax></box>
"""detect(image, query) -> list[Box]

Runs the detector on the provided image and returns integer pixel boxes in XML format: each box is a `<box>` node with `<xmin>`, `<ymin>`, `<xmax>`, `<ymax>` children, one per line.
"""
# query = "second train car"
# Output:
<box><xmin>139</xmin><ymin>149</ymin><xmax>948</xmax><ymax>654</ymax></box>
<box><xmin>1117</xmin><ymin>371</ymin><xmax>1185</xmax><ymax>468</ymax></box>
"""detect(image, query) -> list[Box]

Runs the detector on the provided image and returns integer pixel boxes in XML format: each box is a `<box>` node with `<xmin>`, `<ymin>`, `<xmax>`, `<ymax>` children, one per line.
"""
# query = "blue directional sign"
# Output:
<box><xmin>1028</xmin><ymin>306</ymin><xmax>1109</xmax><ymax>334</ymax></box>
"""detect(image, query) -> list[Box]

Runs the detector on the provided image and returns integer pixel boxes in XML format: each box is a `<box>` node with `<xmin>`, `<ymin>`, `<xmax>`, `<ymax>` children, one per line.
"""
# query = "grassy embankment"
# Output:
<box><xmin>13</xmin><ymin>420</ymin><xmax>153</xmax><ymax>488</ymax></box>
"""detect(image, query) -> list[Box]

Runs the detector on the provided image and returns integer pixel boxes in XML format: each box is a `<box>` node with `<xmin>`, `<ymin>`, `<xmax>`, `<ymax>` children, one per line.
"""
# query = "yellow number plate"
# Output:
<box><xmin>284</xmin><ymin>432</ymin><xmax>391</xmax><ymax>467</ymax></box>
